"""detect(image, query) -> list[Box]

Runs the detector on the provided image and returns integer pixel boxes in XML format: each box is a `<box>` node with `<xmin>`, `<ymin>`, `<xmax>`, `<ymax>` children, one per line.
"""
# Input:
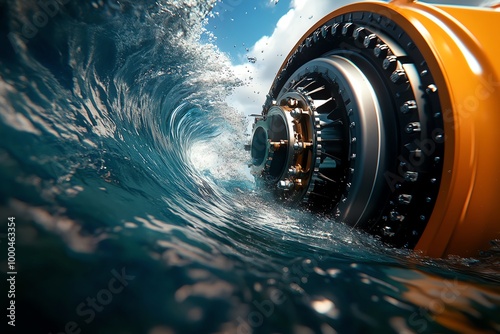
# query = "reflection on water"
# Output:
<box><xmin>390</xmin><ymin>267</ymin><xmax>500</xmax><ymax>333</ymax></box>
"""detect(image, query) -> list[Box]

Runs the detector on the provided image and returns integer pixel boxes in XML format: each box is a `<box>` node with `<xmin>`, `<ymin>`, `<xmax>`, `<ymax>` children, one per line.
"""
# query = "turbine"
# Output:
<box><xmin>249</xmin><ymin>0</ymin><xmax>500</xmax><ymax>257</ymax></box>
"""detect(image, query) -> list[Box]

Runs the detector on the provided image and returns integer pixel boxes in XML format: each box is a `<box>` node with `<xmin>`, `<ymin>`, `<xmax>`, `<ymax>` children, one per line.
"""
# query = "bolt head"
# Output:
<box><xmin>404</xmin><ymin>171</ymin><xmax>418</xmax><ymax>182</ymax></box>
<box><xmin>426</xmin><ymin>84</ymin><xmax>438</xmax><ymax>93</ymax></box>
<box><xmin>313</xmin><ymin>31</ymin><xmax>320</xmax><ymax>43</ymax></box>
<box><xmin>278</xmin><ymin>179</ymin><xmax>294</xmax><ymax>190</ymax></box>
<box><xmin>398</xmin><ymin>194</ymin><xmax>412</xmax><ymax>204</ymax></box>
<box><xmin>293</xmin><ymin>142</ymin><xmax>303</xmax><ymax>151</ymax></box>
<box><xmin>353</xmin><ymin>27</ymin><xmax>365</xmax><ymax>41</ymax></box>
<box><xmin>390</xmin><ymin>70</ymin><xmax>407</xmax><ymax>84</ymax></box>
<box><xmin>321</xmin><ymin>25</ymin><xmax>330</xmax><ymax>38</ymax></box>
<box><xmin>374</xmin><ymin>44</ymin><xmax>389</xmax><ymax>58</ymax></box>
<box><xmin>290</xmin><ymin>108</ymin><xmax>302</xmax><ymax>119</ymax></box>
<box><xmin>383</xmin><ymin>56</ymin><xmax>397</xmax><ymax>71</ymax></box>
<box><xmin>390</xmin><ymin>211</ymin><xmax>405</xmax><ymax>221</ymax></box>
<box><xmin>341</xmin><ymin>23</ymin><xmax>353</xmax><ymax>36</ymax></box>
<box><xmin>331</xmin><ymin>23</ymin><xmax>340</xmax><ymax>36</ymax></box>
<box><xmin>287</xmin><ymin>98</ymin><xmax>298</xmax><ymax>107</ymax></box>
<box><xmin>400</xmin><ymin>100</ymin><xmax>417</xmax><ymax>114</ymax></box>
<box><xmin>405</xmin><ymin>122</ymin><xmax>421</xmax><ymax>133</ymax></box>
<box><xmin>363</xmin><ymin>34</ymin><xmax>377</xmax><ymax>48</ymax></box>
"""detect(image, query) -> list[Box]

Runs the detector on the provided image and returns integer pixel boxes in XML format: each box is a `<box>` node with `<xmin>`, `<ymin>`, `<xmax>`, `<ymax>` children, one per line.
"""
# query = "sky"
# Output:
<box><xmin>205</xmin><ymin>0</ymin><xmax>492</xmax><ymax>123</ymax></box>
<box><xmin>206</xmin><ymin>0</ymin><xmax>361</xmax><ymax>120</ymax></box>
<box><xmin>207</xmin><ymin>0</ymin><xmax>291</xmax><ymax>63</ymax></box>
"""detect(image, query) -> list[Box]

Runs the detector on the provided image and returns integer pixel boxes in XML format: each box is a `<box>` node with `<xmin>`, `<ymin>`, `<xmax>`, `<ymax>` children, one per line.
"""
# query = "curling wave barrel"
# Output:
<box><xmin>249</xmin><ymin>0</ymin><xmax>500</xmax><ymax>257</ymax></box>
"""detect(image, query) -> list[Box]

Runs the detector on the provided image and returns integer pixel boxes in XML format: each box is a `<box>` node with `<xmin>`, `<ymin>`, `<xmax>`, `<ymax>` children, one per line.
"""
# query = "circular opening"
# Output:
<box><xmin>251</xmin><ymin>126</ymin><xmax>267</xmax><ymax>166</ymax></box>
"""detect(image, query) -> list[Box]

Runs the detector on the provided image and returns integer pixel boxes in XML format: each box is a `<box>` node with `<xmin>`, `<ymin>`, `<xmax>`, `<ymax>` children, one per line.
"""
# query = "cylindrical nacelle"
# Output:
<box><xmin>250</xmin><ymin>0</ymin><xmax>500</xmax><ymax>257</ymax></box>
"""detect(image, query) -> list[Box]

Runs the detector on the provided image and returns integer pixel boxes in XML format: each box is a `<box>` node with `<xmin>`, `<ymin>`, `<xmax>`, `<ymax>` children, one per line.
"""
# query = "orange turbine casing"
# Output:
<box><xmin>384</xmin><ymin>0</ymin><xmax>500</xmax><ymax>257</ymax></box>
<box><xmin>260</xmin><ymin>0</ymin><xmax>500</xmax><ymax>257</ymax></box>
<box><xmin>349</xmin><ymin>1</ymin><xmax>500</xmax><ymax>257</ymax></box>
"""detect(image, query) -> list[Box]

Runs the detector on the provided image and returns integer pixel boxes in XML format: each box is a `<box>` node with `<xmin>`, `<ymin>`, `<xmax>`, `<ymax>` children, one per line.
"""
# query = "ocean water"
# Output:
<box><xmin>0</xmin><ymin>1</ymin><xmax>499</xmax><ymax>333</ymax></box>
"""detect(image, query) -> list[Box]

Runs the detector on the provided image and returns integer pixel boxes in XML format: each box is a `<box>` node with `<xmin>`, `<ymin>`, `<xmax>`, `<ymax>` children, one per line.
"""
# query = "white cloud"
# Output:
<box><xmin>227</xmin><ymin>0</ymin><xmax>361</xmax><ymax>124</ymax></box>
<box><xmin>227</xmin><ymin>0</ymin><xmax>493</xmax><ymax>128</ymax></box>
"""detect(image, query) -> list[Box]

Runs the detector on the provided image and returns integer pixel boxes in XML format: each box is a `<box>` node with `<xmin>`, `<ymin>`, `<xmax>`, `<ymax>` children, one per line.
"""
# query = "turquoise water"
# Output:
<box><xmin>0</xmin><ymin>1</ymin><xmax>499</xmax><ymax>333</ymax></box>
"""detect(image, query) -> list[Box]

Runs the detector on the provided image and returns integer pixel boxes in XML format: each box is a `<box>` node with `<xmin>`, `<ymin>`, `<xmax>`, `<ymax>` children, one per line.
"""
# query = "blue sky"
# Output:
<box><xmin>207</xmin><ymin>0</ymin><xmax>291</xmax><ymax>62</ymax></box>
<box><xmin>205</xmin><ymin>0</ymin><xmax>490</xmax><ymax>117</ymax></box>
<box><xmin>206</xmin><ymin>0</ymin><xmax>489</xmax><ymax>65</ymax></box>
<box><xmin>204</xmin><ymin>0</ymin><xmax>359</xmax><ymax>116</ymax></box>
<box><xmin>201</xmin><ymin>0</ymin><xmax>492</xmax><ymax>136</ymax></box>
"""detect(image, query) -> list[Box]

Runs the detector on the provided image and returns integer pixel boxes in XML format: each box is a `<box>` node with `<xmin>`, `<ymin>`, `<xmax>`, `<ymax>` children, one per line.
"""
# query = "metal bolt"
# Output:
<box><xmin>287</xmin><ymin>98</ymin><xmax>298</xmax><ymax>107</ymax></box>
<box><xmin>383</xmin><ymin>56</ymin><xmax>398</xmax><ymax>71</ymax></box>
<box><xmin>321</xmin><ymin>25</ymin><xmax>330</xmax><ymax>38</ymax></box>
<box><xmin>374</xmin><ymin>44</ymin><xmax>389</xmax><ymax>58</ymax></box>
<box><xmin>409</xmin><ymin>148</ymin><xmax>422</xmax><ymax>159</ymax></box>
<box><xmin>293</xmin><ymin>141</ymin><xmax>304</xmax><ymax>151</ymax></box>
<box><xmin>270</xmin><ymin>140</ymin><xmax>287</xmax><ymax>151</ymax></box>
<box><xmin>277</xmin><ymin>179</ymin><xmax>294</xmax><ymax>190</ymax></box>
<box><xmin>363</xmin><ymin>34</ymin><xmax>377</xmax><ymax>48</ymax></box>
<box><xmin>391</xmin><ymin>70</ymin><xmax>407</xmax><ymax>84</ymax></box>
<box><xmin>342</xmin><ymin>23</ymin><xmax>353</xmax><ymax>36</ymax></box>
<box><xmin>313</xmin><ymin>31</ymin><xmax>320</xmax><ymax>43</ymax></box>
<box><xmin>390</xmin><ymin>211</ymin><xmax>405</xmax><ymax>221</ymax></box>
<box><xmin>405</xmin><ymin>122</ymin><xmax>421</xmax><ymax>133</ymax></box>
<box><xmin>288</xmin><ymin>165</ymin><xmax>301</xmax><ymax>176</ymax></box>
<box><xmin>404</xmin><ymin>171</ymin><xmax>418</xmax><ymax>182</ymax></box>
<box><xmin>398</xmin><ymin>194</ymin><xmax>412</xmax><ymax>204</ymax></box>
<box><xmin>331</xmin><ymin>23</ymin><xmax>340</xmax><ymax>36</ymax></box>
<box><xmin>400</xmin><ymin>100</ymin><xmax>417</xmax><ymax>114</ymax></box>
<box><xmin>426</xmin><ymin>84</ymin><xmax>438</xmax><ymax>93</ymax></box>
<box><xmin>290</xmin><ymin>108</ymin><xmax>303</xmax><ymax>119</ymax></box>
<box><xmin>352</xmin><ymin>27</ymin><xmax>365</xmax><ymax>41</ymax></box>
